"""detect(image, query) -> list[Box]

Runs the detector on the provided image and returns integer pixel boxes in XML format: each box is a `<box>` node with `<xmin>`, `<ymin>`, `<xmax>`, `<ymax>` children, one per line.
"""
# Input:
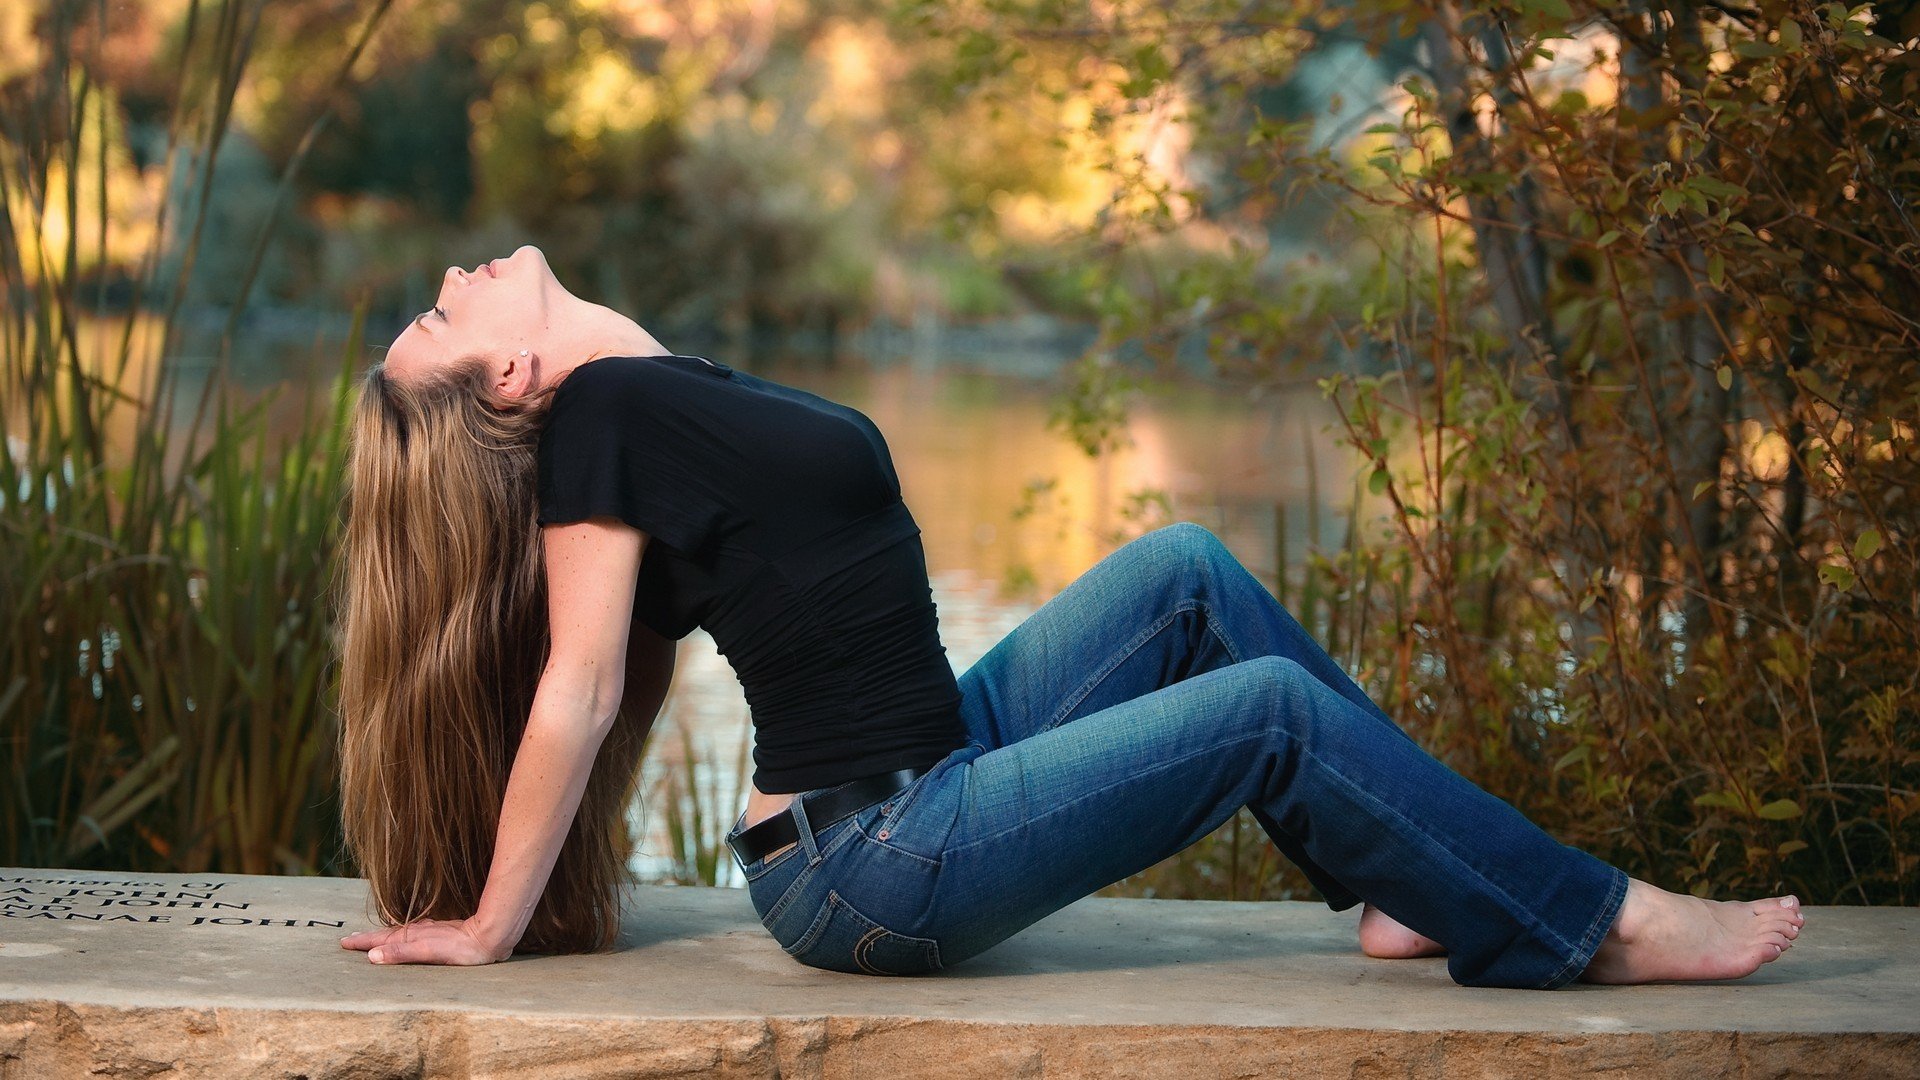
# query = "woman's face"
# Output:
<box><xmin>383</xmin><ymin>244</ymin><xmax>562</xmax><ymax>390</ymax></box>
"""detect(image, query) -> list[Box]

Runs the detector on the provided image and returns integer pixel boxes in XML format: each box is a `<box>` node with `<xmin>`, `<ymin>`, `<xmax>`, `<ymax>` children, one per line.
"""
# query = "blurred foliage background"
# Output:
<box><xmin>2</xmin><ymin>0</ymin><xmax>1914</xmax><ymax>908</ymax></box>
<box><xmin>1</xmin><ymin>0</ymin><xmax>1127</xmax><ymax>345</ymax></box>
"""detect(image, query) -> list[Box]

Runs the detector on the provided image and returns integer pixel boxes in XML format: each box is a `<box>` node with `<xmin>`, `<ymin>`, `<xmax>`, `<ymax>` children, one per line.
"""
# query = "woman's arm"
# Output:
<box><xmin>616</xmin><ymin>608</ymin><xmax>676</xmax><ymax>764</ymax></box>
<box><xmin>341</xmin><ymin>515</ymin><xmax>653</xmax><ymax>965</ymax></box>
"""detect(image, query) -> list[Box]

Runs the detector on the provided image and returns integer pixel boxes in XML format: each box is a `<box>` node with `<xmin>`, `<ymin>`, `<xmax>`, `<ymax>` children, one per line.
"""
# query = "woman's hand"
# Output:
<box><xmin>339</xmin><ymin>916</ymin><xmax>512</xmax><ymax>966</ymax></box>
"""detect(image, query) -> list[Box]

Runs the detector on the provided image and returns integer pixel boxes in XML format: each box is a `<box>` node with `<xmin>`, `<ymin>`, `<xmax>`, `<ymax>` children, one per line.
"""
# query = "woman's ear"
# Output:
<box><xmin>501</xmin><ymin>348</ymin><xmax>536</xmax><ymax>399</ymax></box>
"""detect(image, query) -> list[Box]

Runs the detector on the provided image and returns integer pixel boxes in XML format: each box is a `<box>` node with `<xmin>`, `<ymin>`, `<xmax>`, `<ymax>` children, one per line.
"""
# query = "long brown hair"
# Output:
<box><xmin>331</xmin><ymin>355</ymin><xmax>650</xmax><ymax>953</ymax></box>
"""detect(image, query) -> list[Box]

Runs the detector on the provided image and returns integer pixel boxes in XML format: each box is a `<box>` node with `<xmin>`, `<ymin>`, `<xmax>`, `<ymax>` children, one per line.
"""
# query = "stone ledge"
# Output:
<box><xmin>2</xmin><ymin>867</ymin><xmax>1915</xmax><ymax>1078</ymax></box>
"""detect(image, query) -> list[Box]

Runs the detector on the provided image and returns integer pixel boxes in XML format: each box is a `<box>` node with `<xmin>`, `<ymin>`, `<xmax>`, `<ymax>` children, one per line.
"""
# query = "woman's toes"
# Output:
<box><xmin>1751</xmin><ymin>896</ymin><xmax>1805</xmax><ymax>924</ymax></box>
<box><xmin>1584</xmin><ymin>880</ymin><xmax>1811</xmax><ymax>984</ymax></box>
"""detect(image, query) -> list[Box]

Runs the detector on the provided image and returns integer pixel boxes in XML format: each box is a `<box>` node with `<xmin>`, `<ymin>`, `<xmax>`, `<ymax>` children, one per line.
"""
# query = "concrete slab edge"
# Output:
<box><xmin>4</xmin><ymin>999</ymin><xmax>1917</xmax><ymax>1079</ymax></box>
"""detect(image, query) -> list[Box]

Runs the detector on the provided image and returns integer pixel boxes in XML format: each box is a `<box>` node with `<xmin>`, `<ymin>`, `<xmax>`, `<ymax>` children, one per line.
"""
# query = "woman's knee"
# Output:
<box><xmin>1239</xmin><ymin>653</ymin><xmax>1305</xmax><ymax>693</ymax></box>
<box><xmin>1142</xmin><ymin>520</ymin><xmax>1229</xmax><ymax>562</ymax></box>
<box><xmin>1229</xmin><ymin>654</ymin><xmax>1338</xmax><ymax>737</ymax></box>
<box><xmin>1120</xmin><ymin>522</ymin><xmax>1236</xmax><ymax>592</ymax></box>
<box><xmin>1190</xmin><ymin>654</ymin><xmax>1298</xmax><ymax>718</ymax></box>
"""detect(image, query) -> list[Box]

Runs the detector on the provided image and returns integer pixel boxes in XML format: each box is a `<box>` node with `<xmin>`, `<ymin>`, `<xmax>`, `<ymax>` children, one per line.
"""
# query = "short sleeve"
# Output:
<box><xmin>534</xmin><ymin>358</ymin><xmax>730</xmax><ymax>556</ymax></box>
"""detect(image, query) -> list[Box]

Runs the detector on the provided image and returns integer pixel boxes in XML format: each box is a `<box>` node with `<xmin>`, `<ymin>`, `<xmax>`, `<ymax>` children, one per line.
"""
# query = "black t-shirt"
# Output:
<box><xmin>534</xmin><ymin>353</ymin><xmax>967</xmax><ymax>794</ymax></box>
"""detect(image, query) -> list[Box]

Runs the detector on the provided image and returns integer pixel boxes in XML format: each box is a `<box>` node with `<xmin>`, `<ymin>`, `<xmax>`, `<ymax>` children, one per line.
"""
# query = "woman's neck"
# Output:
<box><xmin>539</xmin><ymin>300</ymin><xmax>672</xmax><ymax>391</ymax></box>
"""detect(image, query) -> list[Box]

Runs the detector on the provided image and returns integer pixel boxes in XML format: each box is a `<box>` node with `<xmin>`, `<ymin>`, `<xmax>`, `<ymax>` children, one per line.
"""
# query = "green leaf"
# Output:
<box><xmin>1716</xmin><ymin>365</ymin><xmax>1732</xmax><ymax>390</ymax></box>
<box><xmin>1596</xmin><ymin>230</ymin><xmax>1622</xmax><ymax>248</ymax></box>
<box><xmin>1778</xmin><ymin>16</ymin><xmax>1803</xmax><ymax>50</ymax></box>
<box><xmin>1776</xmin><ymin>840</ymin><xmax>1809</xmax><ymax>857</ymax></box>
<box><xmin>1792</xmin><ymin>366</ymin><xmax>1830</xmax><ymax>396</ymax></box>
<box><xmin>1708</xmin><ymin>251</ymin><xmax>1727</xmax><ymax>289</ymax></box>
<box><xmin>1693</xmin><ymin>479</ymin><xmax>1716</xmax><ymax>502</ymax></box>
<box><xmin>1819</xmin><ymin>562</ymin><xmax>1856</xmax><ymax>590</ymax></box>
<box><xmin>1368</xmin><ymin>467</ymin><xmax>1390</xmax><ymax>495</ymax></box>
<box><xmin>1553</xmin><ymin>744</ymin><xmax>1591</xmax><ymax>772</ymax></box>
<box><xmin>1757</xmin><ymin>798</ymin><xmax>1803</xmax><ymax>820</ymax></box>
<box><xmin>1690</xmin><ymin>176</ymin><xmax>1747</xmax><ymax>199</ymax></box>
<box><xmin>1855</xmin><ymin>529</ymin><xmax>1883</xmax><ymax>560</ymax></box>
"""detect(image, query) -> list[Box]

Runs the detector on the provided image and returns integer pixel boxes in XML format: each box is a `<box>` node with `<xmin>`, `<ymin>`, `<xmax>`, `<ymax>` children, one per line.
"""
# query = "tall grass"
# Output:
<box><xmin>647</xmin><ymin>718</ymin><xmax>752</xmax><ymax>887</ymax></box>
<box><xmin>1</xmin><ymin>0</ymin><xmax>392</xmax><ymax>874</ymax></box>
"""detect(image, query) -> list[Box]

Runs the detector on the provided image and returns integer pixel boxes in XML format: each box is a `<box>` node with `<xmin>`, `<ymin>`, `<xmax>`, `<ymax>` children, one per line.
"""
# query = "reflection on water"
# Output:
<box><xmin>627</xmin><ymin>355</ymin><xmax>1361</xmax><ymax>886</ymax></box>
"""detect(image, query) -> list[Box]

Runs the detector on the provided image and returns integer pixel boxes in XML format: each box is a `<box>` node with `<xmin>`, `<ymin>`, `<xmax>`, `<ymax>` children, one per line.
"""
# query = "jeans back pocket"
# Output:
<box><xmin>784</xmin><ymin>890</ymin><xmax>943</xmax><ymax>976</ymax></box>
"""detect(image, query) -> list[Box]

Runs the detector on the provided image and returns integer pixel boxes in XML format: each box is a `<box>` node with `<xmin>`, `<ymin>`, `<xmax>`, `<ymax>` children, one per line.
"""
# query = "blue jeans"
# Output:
<box><xmin>726</xmin><ymin>522</ymin><xmax>1629</xmax><ymax>988</ymax></box>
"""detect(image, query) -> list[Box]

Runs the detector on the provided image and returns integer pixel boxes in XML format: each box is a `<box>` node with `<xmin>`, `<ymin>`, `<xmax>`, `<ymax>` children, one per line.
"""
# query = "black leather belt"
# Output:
<box><xmin>728</xmin><ymin>767</ymin><xmax>929</xmax><ymax>866</ymax></box>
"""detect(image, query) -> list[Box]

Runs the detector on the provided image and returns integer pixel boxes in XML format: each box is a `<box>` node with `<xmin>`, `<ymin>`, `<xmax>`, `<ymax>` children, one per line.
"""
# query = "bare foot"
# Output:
<box><xmin>1358</xmin><ymin>903</ymin><xmax>1447</xmax><ymax>959</ymax></box>
<box><xmin>1580</xmin><ymin>878</ymin><xmax>1806</xmax><ymax>984</ymax></box>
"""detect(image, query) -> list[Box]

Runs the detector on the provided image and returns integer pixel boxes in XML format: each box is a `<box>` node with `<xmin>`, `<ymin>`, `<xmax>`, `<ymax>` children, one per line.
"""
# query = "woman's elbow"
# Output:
<box><xmin>536</xmin><ymin>661</ymin><xmax>624</xmax><ymax>734</ymax></box>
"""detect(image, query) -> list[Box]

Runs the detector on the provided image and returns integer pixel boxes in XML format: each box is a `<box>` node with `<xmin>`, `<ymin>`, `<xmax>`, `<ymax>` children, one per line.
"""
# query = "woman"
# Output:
<box><xmin>334</xmin><ymin>245</ymin><xmax>1805</xmax><ymax>987</ymax></box>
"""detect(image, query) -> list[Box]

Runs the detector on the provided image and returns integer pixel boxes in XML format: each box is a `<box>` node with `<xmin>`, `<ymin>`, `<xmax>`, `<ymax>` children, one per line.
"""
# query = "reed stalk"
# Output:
<box><xmin>2</xmin><ymin>0</ymin><xmax>389</xmax><ymax>875</ymax></box>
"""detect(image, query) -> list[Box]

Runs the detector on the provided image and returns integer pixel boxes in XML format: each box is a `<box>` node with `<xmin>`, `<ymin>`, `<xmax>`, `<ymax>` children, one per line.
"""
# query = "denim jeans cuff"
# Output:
<box><xmin>1536</xmin><ymin>865</ymin><xmax>1629</xmax><ymax>989</ymax></box>
<box><xmin>1321</xmin><ymin>886</ymin><xmax>1363</xmax><ymax>912</ymax></box>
